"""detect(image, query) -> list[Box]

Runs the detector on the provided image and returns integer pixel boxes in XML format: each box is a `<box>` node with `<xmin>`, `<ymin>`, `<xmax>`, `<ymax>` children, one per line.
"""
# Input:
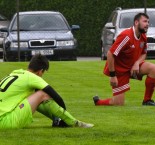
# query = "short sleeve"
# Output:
<box><xmin>28</xmin><ymin>73</ymin><xmax>48</xmax><ymax>90</ymax></box>
<box><xmin>110</xmin><ymin>33</ymin><xmax>130</xmax><ymax>56</ymax></box>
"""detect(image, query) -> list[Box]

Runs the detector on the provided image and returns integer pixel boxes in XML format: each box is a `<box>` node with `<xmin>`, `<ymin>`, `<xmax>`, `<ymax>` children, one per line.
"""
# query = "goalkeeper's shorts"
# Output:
<box><xmin>0</xmin><ymin>98</ymin><xmax>33</xmax><ymax>129</ymax></box>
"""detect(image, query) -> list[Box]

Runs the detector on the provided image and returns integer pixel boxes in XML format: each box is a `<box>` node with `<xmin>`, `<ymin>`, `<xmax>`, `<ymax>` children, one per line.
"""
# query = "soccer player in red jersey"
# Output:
<box><xmin>93</xmin><ymin>12</ymin><xmax>155</xmax><ymax>106</ymax></box>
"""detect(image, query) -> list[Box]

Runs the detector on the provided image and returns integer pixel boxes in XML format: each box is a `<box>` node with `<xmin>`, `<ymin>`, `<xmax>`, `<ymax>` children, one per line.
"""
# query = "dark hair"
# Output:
<box><xmin>28</xmin><ymin>54</ymin><xmax>49</xmax><ymax>72</ymax></box>
<box><xmin>134</xmin><ymin>12</ymin><xmax>149</xmax><ymax>22</ymax></box>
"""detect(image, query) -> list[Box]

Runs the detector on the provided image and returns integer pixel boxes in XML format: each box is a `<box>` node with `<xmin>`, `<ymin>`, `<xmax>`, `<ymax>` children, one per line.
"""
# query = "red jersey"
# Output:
<box><xmin>104</xmin><ymin>27</ymin><xmax>147</xmax><ymax>75</ymax></box>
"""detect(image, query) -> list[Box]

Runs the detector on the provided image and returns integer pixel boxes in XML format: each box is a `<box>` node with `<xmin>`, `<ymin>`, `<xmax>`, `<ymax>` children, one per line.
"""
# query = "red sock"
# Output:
<box><xmin>144</xmin><ymin>76</ymin><xmax>155</xmax><ymax>102</ymax></box>
<box><xmin>96</xmin><ymin>98</ymin><xmax>112</xmax><ymax>106</ymax></box>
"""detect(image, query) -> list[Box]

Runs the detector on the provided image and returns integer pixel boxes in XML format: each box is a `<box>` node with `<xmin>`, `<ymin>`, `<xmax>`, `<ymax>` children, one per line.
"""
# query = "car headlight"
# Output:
<box><xmin>10</xmin><ymin>42</ymin><xmax>28</xmax><ymax>48</ymax></box>
<box><xmin>56</xmin><ymin>40</ymin><xmax>74</xmax><ymax>46</ymax></box>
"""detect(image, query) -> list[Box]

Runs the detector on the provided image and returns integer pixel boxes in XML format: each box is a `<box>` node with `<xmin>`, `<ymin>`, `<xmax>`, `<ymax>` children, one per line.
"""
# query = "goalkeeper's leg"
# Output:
<box><xmin>39</xmin><ymin>99</ymin><xmax>76</xmax><ymax>126</ymax></box>
<box><xmin>37</xmin><ymin>101</ymin><xmax>68</xmax><ymax>127</ymax></box>
<box><xmin>28</xmin><ymin>90</ymin><xmax>94</xmax><ymax>128</ymax></box>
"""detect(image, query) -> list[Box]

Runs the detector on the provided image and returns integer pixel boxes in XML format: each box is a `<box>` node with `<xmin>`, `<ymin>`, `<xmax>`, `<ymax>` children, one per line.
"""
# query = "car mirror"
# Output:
<box><xmin>71</xmin><ymin>25</ymin><xmax>80</xmax><ymax>30</ymax></box>
<box><xmin>0</xmin><ymin>27</ymin><xmax>8</xmax><ymax>38</ymax></box>
<box><xmin>105</xmin><ymin>22</ymin><xmax>115</xmax><ymax>29</ymax></box>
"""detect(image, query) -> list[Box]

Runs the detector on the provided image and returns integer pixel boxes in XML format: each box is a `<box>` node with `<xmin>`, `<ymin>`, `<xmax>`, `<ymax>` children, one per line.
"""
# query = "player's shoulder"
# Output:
<box><xmin>12</xmin><ymin>69</ymin><xmax>38</xmax><ymax>79</ymax></box>
<box><xmin>27</xmin><ymin>70</ymin><xmax>45</xmax><ymax>83</ymax></box>
<box><xmin>26</xmin><ymin>70</ymin><xmax>39</xmax><ymax>78</ymax></box>
<box><xmin>116</xmin><ymin>27</ymin><xmax>132</xmax><ymax>41</ymax></box>
<box><xmin>120</xmin><ymin>27</ymin><xmax>132</xmax><ymax>36</ymax></box>
<box><xmin>11</xmin><ymin>69</ymin><xmax>27</xmax><ymax>75</ymax></box>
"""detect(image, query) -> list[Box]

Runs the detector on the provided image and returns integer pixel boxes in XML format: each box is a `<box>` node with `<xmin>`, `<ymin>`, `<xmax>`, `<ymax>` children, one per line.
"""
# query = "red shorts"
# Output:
<box><xmin>104</xmin><ymin>62</ymin><xmax>144</xmax><ymax>96</ymax></box>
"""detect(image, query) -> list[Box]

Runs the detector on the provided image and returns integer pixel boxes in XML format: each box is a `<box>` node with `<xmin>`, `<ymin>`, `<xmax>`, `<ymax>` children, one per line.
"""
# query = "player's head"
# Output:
<box><xmin>28</xmin><ymin>54</ymin><xmax>49</xmax><ymax>76</ymax></box>
<box><xmin>134</xmin><ymin>12</ymin><xmax>149</xmax><ymax>33</ymax></box>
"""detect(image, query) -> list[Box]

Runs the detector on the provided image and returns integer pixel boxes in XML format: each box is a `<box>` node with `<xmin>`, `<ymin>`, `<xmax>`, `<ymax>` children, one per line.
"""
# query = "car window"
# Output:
<box><xmin>11</xmin><ymin>13</ymin><xmax>69</xmax><ymax>31</ymax></box>
<box><xmin>148</xmin><ymin>12</ymin><xmax>155</xmax><ymax>27</ymax></box>
<box><xmin>119</xmin><ymin>11</ymin><xmax>155</xmax><ymax>28</ymax></box>
<box><xmin>119</xmin><ymin>12</ymin><xmax>135</xmax><ymax>28</ymax></box>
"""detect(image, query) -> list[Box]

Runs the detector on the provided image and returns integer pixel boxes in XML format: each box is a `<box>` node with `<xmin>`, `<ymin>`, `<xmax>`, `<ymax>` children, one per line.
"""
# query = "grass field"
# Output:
<box><xmin>1</xmin><ymin>60</ymin><xmax>155</xmax><ymax>145</ymax></box>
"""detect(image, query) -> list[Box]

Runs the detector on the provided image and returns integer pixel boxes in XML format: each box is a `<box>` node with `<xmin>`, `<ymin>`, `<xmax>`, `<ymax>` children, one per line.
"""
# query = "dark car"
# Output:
<box><xmin>0</xmin><ymin>11</ymin><xmax>79</xmax><ymax>61</ymax></box>
<box><xmin>101</xmin><ymin>7</ymin><xmax>155</xmax><ymax>60</ymax></box>
<box><xmin>0</xmin><ymin>14</ymin><xmax>9</xmax><ymax>58</ymax></box>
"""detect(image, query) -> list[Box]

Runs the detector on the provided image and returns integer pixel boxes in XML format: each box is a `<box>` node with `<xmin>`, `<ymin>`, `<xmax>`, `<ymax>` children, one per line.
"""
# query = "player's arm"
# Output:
<box><xmin>107</xmin><ymin>33</ymin><xmax>130</xmax><ymax>87</ymax></box>
<box><xmin>43</xmin><ymin>85</ymin><xmax>66</xmax><ymax>109</ymax></box>
<box><xmin>131</xmin><ymin>53</ymin><xmax>146</xmax><ymax>76</ymax></box>
<box><xmin>131</xmin><ymin>41</ymin><xmax>147</xmax><ymax>76</ymax></box>
<box><xmin>107</xmin><ymin>50</ymin><xmax>115</xmax><ymax>72</ymax></box>
<box><xmin>29</xmin><ymin>73</ymin><xmax>66</xmax><ymax>109</ymax></box>
<box><xmin>107</xmin><ymin>50</ymin><xmax>118</xmax><ymax>87</ymax></box>
<box><xmin>135</xmin><ymin>53</ymin><xmax>146</xmax><ymax>64</ymax></box>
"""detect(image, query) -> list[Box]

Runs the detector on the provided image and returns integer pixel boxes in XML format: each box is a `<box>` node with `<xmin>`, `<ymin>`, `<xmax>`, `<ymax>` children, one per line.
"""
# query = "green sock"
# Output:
<box><xmin>38</xmin><ymin>99</ymin><xmax>77</xmax><ymax>126</ymax></box>
<box><xmin>37</xmin><ymin>102</ymin><xmax>54</xmax><ymax>119</ymax></box>
<box><xmin>37</xmin><ymin>103</ymin><xmax>62</xmax><ymax>125</ymax></box>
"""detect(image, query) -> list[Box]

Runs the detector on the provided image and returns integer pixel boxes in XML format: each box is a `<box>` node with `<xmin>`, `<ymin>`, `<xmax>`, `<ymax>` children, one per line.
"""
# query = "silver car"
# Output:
<box><xmin>101</xmin><ymin>7</ymin><xmax>155</xmax><ymax>60</ymax></box>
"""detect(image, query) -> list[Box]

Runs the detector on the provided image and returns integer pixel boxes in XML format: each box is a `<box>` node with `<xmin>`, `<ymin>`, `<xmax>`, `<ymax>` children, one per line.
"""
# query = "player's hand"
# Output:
<box><xmin>130</xmin><ymin>62</ymin><xmax>139</xmax><ymax>78</ymax></box>
<box><xmin>110</xmin><ymin>76</ymin><xmax>118</xmax><ymax>87</ymax></box>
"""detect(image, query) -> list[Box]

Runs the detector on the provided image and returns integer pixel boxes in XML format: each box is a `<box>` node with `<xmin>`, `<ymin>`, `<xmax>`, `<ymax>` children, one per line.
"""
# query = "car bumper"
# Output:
<box><xmin>5</xmin><ymin>47</ymin><xmax>77</xmax><ymax>61</ymax></box>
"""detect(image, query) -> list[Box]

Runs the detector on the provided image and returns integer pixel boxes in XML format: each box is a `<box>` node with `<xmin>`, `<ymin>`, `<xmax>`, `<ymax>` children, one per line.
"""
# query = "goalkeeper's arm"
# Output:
<box><xmin>43</xmin><ymin>85</ymin><xmax>66</xmax><ymax>109</ymax></box>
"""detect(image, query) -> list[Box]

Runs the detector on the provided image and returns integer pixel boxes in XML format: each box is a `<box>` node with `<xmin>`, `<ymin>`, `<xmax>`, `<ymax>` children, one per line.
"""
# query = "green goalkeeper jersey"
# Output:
<box><xmin>0</xmin><ymin>69</ymin><xmax>48</xmax><ymax>117</ymax></box>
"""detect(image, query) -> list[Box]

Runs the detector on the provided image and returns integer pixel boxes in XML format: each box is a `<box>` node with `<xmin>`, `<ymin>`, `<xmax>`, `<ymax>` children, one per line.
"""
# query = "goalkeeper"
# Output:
<box><xmin>0</xmin><ymin>54</ymin><xmax>94</xmax><ymax>129</ymax></box>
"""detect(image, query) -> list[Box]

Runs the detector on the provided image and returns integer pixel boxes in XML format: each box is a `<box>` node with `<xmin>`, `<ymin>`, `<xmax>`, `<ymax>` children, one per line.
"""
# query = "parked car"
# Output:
<box><xmin>0</xmin><ymin>14</ymin><xmax>9</xmax><ymax>58</ymax></box>
<box><xmin>101</xmin><ymin>7</ymin><xmax>155</xmax><ymax>60</ymax></box>
<box><xmin>0</xmin><ymin>11</ymin><xmax>79</xmax><ymax>61</ymax></box>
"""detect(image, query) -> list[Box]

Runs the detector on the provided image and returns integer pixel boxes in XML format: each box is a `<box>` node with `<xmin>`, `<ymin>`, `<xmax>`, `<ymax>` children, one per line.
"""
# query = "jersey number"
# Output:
<box><xmin>0</xmin><ymin>76</ymin><xmax>18</xmax><ymax>92</ymax></box>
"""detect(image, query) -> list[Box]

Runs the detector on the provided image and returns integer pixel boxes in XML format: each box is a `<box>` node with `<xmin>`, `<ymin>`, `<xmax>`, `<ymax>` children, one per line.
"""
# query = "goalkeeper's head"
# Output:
<box><xmin>28</xmin><ymin>54</ymin><xmax>49</xmax><ymax>76</ymax></box>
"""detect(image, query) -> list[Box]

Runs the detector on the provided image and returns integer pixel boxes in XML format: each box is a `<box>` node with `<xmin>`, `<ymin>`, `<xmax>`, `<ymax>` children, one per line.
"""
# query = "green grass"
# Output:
<box><xmin>1</xmin><ymin>60</ymin><xmax>155</xmax><ymax>145</ymax></box>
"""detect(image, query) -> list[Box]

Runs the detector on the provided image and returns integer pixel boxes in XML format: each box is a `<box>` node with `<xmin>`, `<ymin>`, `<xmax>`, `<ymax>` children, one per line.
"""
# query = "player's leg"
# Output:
<box><xmin>28</xmin><ymin>90</ymin><xmax>94</xmax><ymax>128</ymax></box>
<box><xmin>0</xmin><ymin>90</ymin><xmax>94</xmax><ymax>129</ymax></box>
<box><xmin>139</xmin><ymin>62</ymin><xmax>155</xmax><ymax>105</ymax></box>
<box><xmin>93</xmin><ymin>72</ymin><xmax>129</xmax><ymax>106</ymax></box>
<box><xmin>28</xmin><ymin>90</ymin><xmax>76</xmax><ymax>126</ymax></box>
<box><xmin>111</xmin><ymin>93</ymin><xmax>125</xmax><ymax>105</ymax></box>
<box><xmin>29</xmin><ymin>91</ymin><xmax>59</xmax><ymax>123</ymax></box>
<box><xmin>41</xmin><ymin>86</ymin><xmax>67</xmax><ymax>127</ymax></box>
<box><xmin>93</xmin><ymin>93</ymin><xmax>125</xmax><ymax>105</ymax></box>
<box><xmin>37</xmin><ymin>101</ymin><xmax>68</xmax><ymax>127</ymax></box>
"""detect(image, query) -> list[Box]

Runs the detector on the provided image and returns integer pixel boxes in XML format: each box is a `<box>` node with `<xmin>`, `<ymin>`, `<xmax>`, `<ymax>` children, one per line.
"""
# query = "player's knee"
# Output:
<box><xmin>147</xmin><ymin>63</ymin><xmax>155</xmax><ymax>74</ymax></box>
<box><xmin>35</xmin><ymin>90</ymin><xmax>50</xmax><ymax>100</ymax></box>
<box><xmin>118</xmin><ymin>101</ymin><xmax>125</xmax><ymax>106</ymax></box>
<box><xmin>113</xmin><ymin>98</ymin><xmax>125</xmax><ymax>106</ymax></box>
<box><xmin>151</xmin><ymin>66</ymin><xmax>155</xmax><ymax>73</ymax></box>
<box><xmin>114</xmin><ymin>102</ymin><xmax>124</xmax><ymax>106</ymax></box>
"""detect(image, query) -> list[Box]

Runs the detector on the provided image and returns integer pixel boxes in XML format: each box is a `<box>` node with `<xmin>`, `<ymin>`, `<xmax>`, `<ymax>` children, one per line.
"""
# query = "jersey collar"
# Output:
<box><xmin>133</xmin><ymin>26</ymin><xmax>140</xmax><ymax>40</ymax></box>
